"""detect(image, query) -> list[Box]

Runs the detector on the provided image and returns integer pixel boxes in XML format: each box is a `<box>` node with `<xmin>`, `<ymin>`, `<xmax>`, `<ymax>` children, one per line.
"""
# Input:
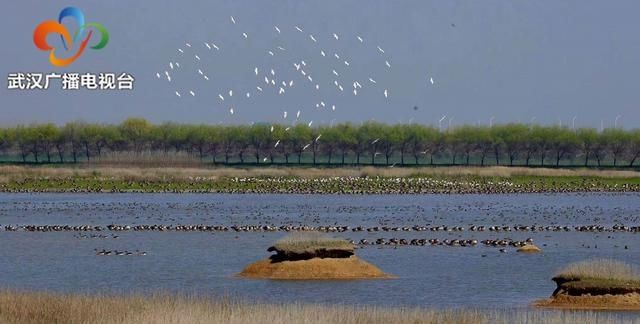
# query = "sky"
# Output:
<box><xmin>1</xmin><ymin>1</ymin><xmax>639</xmax><ymax>128</ymax></box>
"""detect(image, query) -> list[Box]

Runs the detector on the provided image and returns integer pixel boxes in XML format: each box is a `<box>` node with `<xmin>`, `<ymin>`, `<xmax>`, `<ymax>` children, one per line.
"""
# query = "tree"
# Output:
<box><xmin>548</xmin><ymin>127</ymin><xmax>578</xmax><ymax>167</ymax></box>
<box><xmin>576</xmin><ymin>128</ymin><xmax>598</xmax><ymax>167</ymax></box>
<box><xmin>119</xmin><ymin>118</ymin><xmax>152</xmax><ymax>153</ymax></box>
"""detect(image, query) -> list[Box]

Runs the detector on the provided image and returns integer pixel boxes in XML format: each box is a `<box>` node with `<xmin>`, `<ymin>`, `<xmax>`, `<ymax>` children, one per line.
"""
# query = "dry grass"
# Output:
<box><xmin>92</xmin><ymin>151</ymin><xmax>203</xmax><ymax>168</ymax></box>
<box><xmin>0</xmin><ymin>290</ymin><xmax>634</xmax><ymax>324</ymax></box>
<box><xmin>0</xmin><ymin>165</ymin><xmax>638</xmax><ymax>184</ymax></box>
<box><xmin>556</xmin><ymin>259</ymin><xmax>640</xmax><ymax>281</ymax></box>
<box><xmin>272</xmin><ymin>233</ymin><xmax>354</xmax><ymax>253</ymax></box>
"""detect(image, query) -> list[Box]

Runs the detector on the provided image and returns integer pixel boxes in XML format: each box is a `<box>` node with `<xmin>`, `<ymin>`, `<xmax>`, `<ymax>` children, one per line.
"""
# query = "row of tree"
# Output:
<box><xmin>0</xmin><ymin>118</ymin><xmax>639</xmax><ymax>167</ymax></box>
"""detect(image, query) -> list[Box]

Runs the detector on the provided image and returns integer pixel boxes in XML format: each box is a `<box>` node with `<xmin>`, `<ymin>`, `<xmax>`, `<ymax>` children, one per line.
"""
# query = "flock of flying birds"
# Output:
<box><xmin>156</xmin><ymin>16</ymin><xmax>435</xmax><ymax>159</ymax></box>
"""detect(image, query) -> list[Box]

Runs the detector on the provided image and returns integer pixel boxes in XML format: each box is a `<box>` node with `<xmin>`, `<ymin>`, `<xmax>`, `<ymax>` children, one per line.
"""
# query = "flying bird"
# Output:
<box><xmin>274</xmin><ymin>26</ymin><xmax>281</xmax><ymax>34</ymax></box>
<box><xmin>175</xmin><ymin>91</ymin><xmax>181</xmax><ymax>97</ymax></box>
<box><xmin>384</xmin><ymin>89</ymin><xmax>388</xmax><ymax>98</ymax></box>
<box><xmin>230</xmin><ymin>16</ymin><xmax>236</xmax><ymax>24</ymax></box>
<box><xmin>229</xmin><ymin>107</ymin><xmax>234</xmax><ymax>115</ymax></box>
<box><xmin>377</xmin><ymin>46</ymin><xmax>385</xmax><ymax>53</ymax></box>
<box><xmin>218</xmin><ymin>94</ymin><xmax>225</xmax><ymax>101</ymax></box>
<box><xmin>295</xmin><ymin>26</ymin><xmax>303</xmax><ymax>32</ymax></box>
<box><xmin>357</xmin><ymin>36</ymin><xmax>364</xmax><ymax>43</ymax></box>
<box><xmin>333</xmin><ymin>33</ymin><xmax>339</xmax><ymax>40</ymax></box>
<box><xmin>189</xmin><ymin>90</ymin><xmax>195</xmax><ymax>96</ymax></box>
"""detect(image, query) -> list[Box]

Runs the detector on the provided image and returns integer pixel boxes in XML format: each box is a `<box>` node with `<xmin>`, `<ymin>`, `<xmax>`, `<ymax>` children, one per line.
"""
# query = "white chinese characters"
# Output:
<box><xmin>7</xmin><ymin>73</ymin><xmax>135</xmax><ymax>90</ymax></box>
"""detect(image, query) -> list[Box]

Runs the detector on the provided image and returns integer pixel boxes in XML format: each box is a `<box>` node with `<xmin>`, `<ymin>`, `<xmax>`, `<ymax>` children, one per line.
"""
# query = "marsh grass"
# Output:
<box><xmin>556</xmin><ymin>259</ymin><xmax>640</xmax><ymax>281</ymax></box>
<box><xmin>272</xmin><ymin>233</ymin><xmax>354</xmax><ymax>253</ymax></box>
<box><xmin>0</xmin><ymin>290</ymin><xmax>635</xmax><ymax>324</ymax></box>
<box><xmin>1</xmin><ymin>165</ymin><xmax>639</xmax><ymax>183</ymax></box>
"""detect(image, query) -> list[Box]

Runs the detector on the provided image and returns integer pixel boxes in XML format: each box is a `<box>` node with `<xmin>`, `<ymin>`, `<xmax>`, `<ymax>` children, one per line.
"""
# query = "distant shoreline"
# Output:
<box><xmin>1</xmin><ymin>165</ymin><xmax>639</xmax><ymax>194</ymax></box>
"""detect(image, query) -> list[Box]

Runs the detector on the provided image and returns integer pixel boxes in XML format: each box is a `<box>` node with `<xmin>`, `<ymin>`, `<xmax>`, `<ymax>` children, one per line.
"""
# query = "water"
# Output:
<box><xmin>1</xmin><ymin>193</ymin><xmax>639</xmax><ymax>310</ymax></box>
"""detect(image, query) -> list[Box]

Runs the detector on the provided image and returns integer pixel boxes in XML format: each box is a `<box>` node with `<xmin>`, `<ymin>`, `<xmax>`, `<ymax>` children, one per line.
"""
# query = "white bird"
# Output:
<box><xmin>264</xmin><ymin>76</ymin><xmax>269</xmax><ymax>84</ymax></box>
<box><xmin>256</xmin><ymin>86</ymin><xmax>263</xmax><ymax>92</ymax></box>
<box><xmin>271</xmin><ymin>79</ymin><xmax>276</xmax><ymax>85</ymax></box>
<box><xmin>294</xmin><ymin>63</ymin><xmax>301</xmax><ymax>71</ymax></box>
<box><xmin>295</xmin><ymin>26</ymin><xmax>303</xmax><ymax>32</ymax></box>
<box><xmin>175</xmin><ymin>91</ymin><xmax>181</xmax><ymax>97</ymax></box>
<box><xmin>353</xmin><ymin>89</ymin><xmax>358</xmax><ymax>96</ymax></box>
<box><xmin>331</xmin><ymin>105</ymin><xmax>336</xmax><ymax>111</ymax></box>
<box><xmin>357</xmin><ymin>35</ymin><xmax>364</xmax><ymax>43</ymax></box>
<box><xmin>316</xmin><ymin>103</ymin><xmax>320</xmax><ymax>108</ymax></box>
<box><xmin>333</xmin><ymin>33</ymin><xmax>339</xmax><ymax>40</ymax></box>
<box><xmin>279</xmin><ymin>87</ymin><xmax>285</xmax><ymax>94</ymax></box>
<box><xmin>302</xmin><ymin>144</ymin><xmax>311</xmax><ymax>150</ymax></box>
<box><xmin>242</xmin><ymin>32</ymin><xmax>248</xmax><ymax>39</ymax></box>
<box><xmin>175</xmin><ymin>62</ymin><xmax>180</xmax><ymax>68</ymax></box>
<box><xmin>218</xmin><ymin>94</ymin><xmax>225</xmax><ymax>101</ymax></box>
<box><xmin>320</xmin><ymin>101</ymin><xmax>325</xmax><ymax>107</ymax></box>
<box><xmin>315</xmin><ymin>84</ymin><xmax>320</xmax><ymax>90</ymax></box>
<box><xmin>205</xmin><ymin>43</ymin><xmax>211</xmax><ymax>50</ymax></box>
<box><xmin>320</xmin><ymin>50</ymin><xmax>326</xmax><ymax>57</ymax></box>
<box><xmin>285</xmin><ymin>127</ymin><xmax>291</xmax><ymax>131</ymax></box>
<box><xmin>229</xmin><ymin>90</ymin><xmax>233</xmax><ymax>97</ymax></box>
<box><xmin>178</xmin><ymin>48</ymin><xmax>184</xmax><ymax>53</ymax></box>
<box><xmin>332</xmin><ymin>70</ymin><xmax>339</xmax><ymax>76</ymax></box>
<box><xmin>165</xmin><ymin>71</ymin><xmax>171</xmax><ymax>82</ymax></box>
<box><xmin>246</xmin><ymin>92</ymin><xmax>250</xmax><ymax>98</ymax></box>
<box><xmin>344</xmin><ymin>61</ymin><xmax>350</xmax><ymax>66</ymax></box>
<box><xmin>430</xmin><ymin>77</ymin><xmax>435</xmax><ymax>85</ymax></box>
<box><xmin>281</xmin><ymin>81</ymin><xmax>287</xmax><ymax>87</ymax></box>
<box><xmin>185</xmin><ymin>43</ymin><xmax>192</xmax><ymax>48</ymax></box>
<box><xmin>301</xmin><ymin>60</ymin><xmax>307</xmax><ymax>66</ymax></box>
<box><xmin>268</xmin><ymin>50</ymin><xmax>274</xmax><ymax>56</ymax></box>
<box><xmin>334</xmin><ymin>53</ymin><xmax>340</xmax><ymax>59</ymax></box>
<box><xmin>274</xmin><ymin>26</ymin><xmax>281</xmax><ymax>34</ymax></box>
<box><xmin>198</xmin><ymin>69</ymin><xmax>203</xmax><ymax>75</ymax></box>
<box><xmin>338</xmin><ymin>85</ymin><xmax>344</xmax><ymax>91</ymax></box>
<box><xmin>369</xmin><ymin>78</ymin><xmax>377</xmax><ymax>84</ymax></box>
<box><xmin>301</xmin><ymin>70</ymin><xmax>307</xmax><ymax>76</ymax></box>
<box><xmin>270</xmin><ymin>126</ymin><xmax>274</xmax><ymax>132</ymax></box>
<box><xmin>254</xmin><ymin>67</ymin><xmax>259</xmax><ymax>75</ymax></box>
<box><xmin>377</xmin><ymin>46</ymin><xmax>385</xmax><ymax>53</ymax></box>
<box><xmin>271</xmin><ymin>69</ymin><xmax>275</xmax><ymax>76</ymax></box>
<box><xmin>263</xmin><ymin>157</ymin><xmax>268</xmax><ymax>162</ymax></box>
<box><xmin>296</xmin><ymin>110</ymin><xmax>301</xmax><ymax>118</ymax></box>
<box><xmin>371</xmin><ymin>138</ymin><xmax>380</xmax><ymax>144</ymax></box>
<box><xmin>307</xmin><ymin>75</ymin><xmax>313</xmax><ymax>82</ymax></box>
<box><xmin>308</xmin><ymin>121</ymin><xmax>313</xmax><ymax>127</ymax></box>
<box><xmin>277</xmin><ymin>46</ymin><xmax>286</xmax><ymax>51</ymax></box>
<box><xmin>289</xmin><ymin>80</ymin><xmax>294</xmax><ymax>87</ymax></box>
<box><xmin>274</xmin><ymin>140</ymin><xmax>280</xmax><ymax>148</ymax></box>
<box><xmin>229</xmin><ymin>107</ymin><xmax>234</xmax><ymax>115</ymax></box>
<box><xmin>195</xmin><ymin>55</ymin><xmax>200</xmax><ymax>61</ymax></box>
<box><xmin>385</xmin><ymin>60</ymin><xmax>391</xmax><ymax>68</ymax></box>
<box><xmin>203</xmin><ymin>75</ymin><xmax>209</xmax><ymax>80</ymax></box>
<box><xmin>309</xmin><ymin>34</ymin><xmax>317</xmax><ymax>42</ymax></box>
<box><xmin>384</xmin><ymin>89</ymin><xmax>388</xmax><ymax>98</ymax></box>
<box><xmin>156</xmin><ymin>73</ymin><xmax>161</xmax><ymax>79</ymax></box>
<box><xmin>315</xmin><ymin>134</ymin><xmax>322</xmax><ymax>142</ymax></box>
<box><xmin>169</xmin><ymin>62</ymin><xmax>174</xmax><ymax>70</ymax></box>
<box><xmin>334</xmin><ymin>80</ymin><xmax>339</xmax><ymax>86</ymax></box>
<box><xmin>283</xmin><ymin>111</ymin><xmax>288</xmax><ymax>119</ymax></box>
<box><xmin>230</xmin><ymin>16</ymin><xmax>236</xmax><ymax>24</ymax></box>
<box><xmin>189</xmin><ymin>90</ymin><xmax>195</xmax><ymax>96</ymax></box>
<box><xmin>211</xmin><ymin>43</ymin><xmax>219</xmax><ymax>50</ymax></box>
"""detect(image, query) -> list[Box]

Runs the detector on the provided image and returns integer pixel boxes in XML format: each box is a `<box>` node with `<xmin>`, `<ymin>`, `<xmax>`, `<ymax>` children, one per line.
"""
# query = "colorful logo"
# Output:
<box><xmin>33</xmin><ymin>7</ymin><xmax>109</xmax><ymax>67</ymax></box>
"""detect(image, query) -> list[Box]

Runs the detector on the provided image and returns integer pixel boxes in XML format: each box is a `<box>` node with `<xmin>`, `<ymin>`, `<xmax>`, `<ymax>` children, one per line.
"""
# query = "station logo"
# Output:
<box><xmin>33</xmin><ymin>7</ymin><xmax>109</xmax><ymax>67</ymax></box>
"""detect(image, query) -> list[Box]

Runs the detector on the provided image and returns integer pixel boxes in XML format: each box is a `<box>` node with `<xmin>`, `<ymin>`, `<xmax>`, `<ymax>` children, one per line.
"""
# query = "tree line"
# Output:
<box><xmin>0</xmin><ymin>118</ymin><xmax>639</xmax><ymax>167</ymax></box>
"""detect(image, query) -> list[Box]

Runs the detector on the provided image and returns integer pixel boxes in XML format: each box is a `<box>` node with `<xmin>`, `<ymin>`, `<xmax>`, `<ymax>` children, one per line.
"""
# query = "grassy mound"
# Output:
<box><xmin>537</xmin><ymin>259</ymin><xmax>640</xmax><ymax>310</ymax></box>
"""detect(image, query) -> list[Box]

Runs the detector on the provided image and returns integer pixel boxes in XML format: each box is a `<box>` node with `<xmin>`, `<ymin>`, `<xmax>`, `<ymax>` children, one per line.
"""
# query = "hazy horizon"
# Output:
<box><xmin>2</xmin><ymin>1</ymin><xmax>639</xmax><ymax>128</ymax></box>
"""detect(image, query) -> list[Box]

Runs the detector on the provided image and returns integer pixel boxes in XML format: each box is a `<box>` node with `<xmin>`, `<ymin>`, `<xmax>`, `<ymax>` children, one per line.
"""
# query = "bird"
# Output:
<box><xmin>270</xmin><ymin>126</ymin><xmax>274</xmax><ymax>132</ymax></box>
<box><xmin>369</xmin><ymin>78</ymin><xmax>377</xmax><ymax>84</ymax></box>
<box><xmin>308</xmin><ymin>121</ymin><xmax>313</xmax><ymax>127</ymax></box>
<box><xmin>357</xmin><ymin>36</ymin><xmax>364</xmax><ymax>43</ymax></box>
<box><xmin>384</xmin><ymin>89</ymin><xmax>388</xmax><ymax>98</ymax></box>
<box><xmin>254</xmin><ymin>67</ymin><xmax>259</xmax><ymax>75</ymax></box>
<box><xmin>230</xmin><ymin>16</ymin><xmax>236</xmax><ymax>24</ymax></box>
<box><xmin>274</xmin><ymin>140</ymin><xmax>280</xmax><ymax>147</ymax></box>
<box><xmin>371</xmin><ymin>138</ymin><xmax>380</xmax><ymax>144</ymax></box>
<box><xmin>274</xmin><ymin>26</ymin><xmax>281</xmax><ymax>34</ymax></box>
<box><xmin>156</xmin><ymin>72</ymin><xmax>161</xmax><ymax>79</ymax></box>
<box><xmin>205</xmin><ymin>43</ymin><xmax>211</xmax><ymax>50</ymax></box>
<box><xmin>169</xmin><ymin>62</ymin><xmax>174</xmax><ymax>70</ymax></box>
<box><xmin>175</xmin><ymin>91</ymin><xmax>181</xmax><ymax>97</ymax></box>
<box><xmin>309</xmin><ymin>34</ymin><xmax>317</xmax><ymax>43</ymax></box>
<box><xmin>333</xmin><ymin>70</ymin><xmax>339</xmax><ymax>76</ymax></box>
<box><xmin>194</xmin><ymin>55</ymin><xmax>200</xmax><ymax>61</ymax></box>
<box><xmin>256</xmin><ymin>86</ymin><xmax>263</xmax><ymax>92</ymax></box>
<box><xmin>296</xmin><ymin>110</ymin><xmax>301</xmax><ymax>118</ymax></box>
<box><xmin>185</xmin><ymin>43</ymin><xmax>192</xmax><ymax>48</ymax></box>
<box><xmin>218</xmin><ymin>94</ymin><xmax>225</xmax><ymax>101</ymax></box>
<box><xmin>385</xmin><ymin>60</ymin><xmax>391</xmax><ymax>68</ymax></box>
<box><xmin>331</xmin><ymin>105</ymin><xmax>336</xmax><ymax>111</ymax></box>
<box><xmin>430</xmin><ymin>77</ymin><xmax>435</xmax><ymax>85</ymax></box>
<box><xmin>320</xmin><ymin>50</ymin><xmax>326</xmax><ymax>57</ymax></box>
<box><xmin>178</xmin><ymin>48</ymin><xmax>184</xmax><ymax>53</ymax></box>
<box><xmin>295</xmin><ymin>26</ymin><xmax>303</xmax><ymax>32</ymax></box>
<box><xmin>377</xmin><ymin>46</ymin><xmax>385</xmax><ymax>53</ymax></box>
<box><xmin>189</xmin><ymin>90</ymin><xmax>195</xmax><ymax>96</ymax></box>
<box><xmin>283</xmin><ymin>111</ymin><xmax>288</xmax><ymax>119</ymax></box>
<box><xmin>315</xmin><ymin>134</ymin><xmax>322</xmax><ymax>142</ymax></box>
<box><xmin>211</xmin><ymin>43</ymin><xmax>219</xmax><ymax>50</ymax></box>
<box><xmin>229</xmin><ymin>107</ymin><xmax>234</xmax><ymax>115</ymax></box>
<box><xmin>333</xmin><ymin>33</ymin><xmax>339</xmax><ymax>40</ymax></box>
<box><xmin>246</xmin><ymin>92</ymin><xmax>250</xmax><ymax>98</ymax></box>
<box><xmin>228</xmin><ymin>90</ymin><xmax>233</xmax><ymax>97</ymax></box>
<box><xmin>302</xmin><ymin>144</ymin><xmax>311</xmax><ymax>150</ymax></box>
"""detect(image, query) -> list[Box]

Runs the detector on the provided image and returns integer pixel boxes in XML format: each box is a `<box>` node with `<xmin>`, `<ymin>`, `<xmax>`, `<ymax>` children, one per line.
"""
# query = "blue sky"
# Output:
<box><xmin>1</xmin><ymin>1</ymin><xmax>639</xmax><ymax>128</ymax></box>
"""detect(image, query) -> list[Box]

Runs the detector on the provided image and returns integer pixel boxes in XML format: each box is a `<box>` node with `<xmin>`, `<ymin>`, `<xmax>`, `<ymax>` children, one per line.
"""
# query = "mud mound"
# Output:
<box><xmin>238</xmin><ymin>256</ymin><xmax>392</xmax><ymax>280</ymax></box>
<box><xmin>535</xmin><ymin>293</ymin><xmax>640</xmax><ymax>310</ymax></box>
<box><xmin>517</xmin><ymin>244</ymin><xmax>541</xmax><ymax>253</ymax></box>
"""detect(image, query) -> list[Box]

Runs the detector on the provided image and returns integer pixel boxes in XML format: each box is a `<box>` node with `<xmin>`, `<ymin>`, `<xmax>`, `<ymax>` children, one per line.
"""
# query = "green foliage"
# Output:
<box><xmin>1</xmin><ymin>119</ymin><xmax>639</xmax><ymax>167</ymax></box>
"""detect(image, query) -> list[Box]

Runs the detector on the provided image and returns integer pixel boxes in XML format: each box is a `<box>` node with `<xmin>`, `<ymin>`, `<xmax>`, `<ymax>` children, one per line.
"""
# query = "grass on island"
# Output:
<box><xmin>271</xmin><ymin>233</ymin><xmax>354</xmax><ymax>254</ymax></box>
<box><xmin>553</xmin><ymin>259</ymin><xmax>640</xmax><ymax>291</ymax></box>
<box><xmin>0</xmin><ymin>290</ymin><xmax>633</xmax><ymax>324</ymax></box>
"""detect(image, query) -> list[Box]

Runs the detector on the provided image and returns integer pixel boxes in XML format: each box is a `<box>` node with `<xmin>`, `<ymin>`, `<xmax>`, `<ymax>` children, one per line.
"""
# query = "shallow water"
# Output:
<box><xmin>0</xmin><ymin>193</ymin><xmax>639</xmax><ymax>310</ymax></box>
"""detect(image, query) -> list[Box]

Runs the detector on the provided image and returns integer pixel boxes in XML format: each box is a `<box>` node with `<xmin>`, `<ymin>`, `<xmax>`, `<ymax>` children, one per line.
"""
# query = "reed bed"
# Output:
<box><xmin>556</xmin><ymin>259</ymin><xmax>640</xmax><ymax>281</ymax></box>
<box><xmin>0</xmin><ymin>165</ymin><xmax>638</xmax><ymax>183</ymax></box>
<box><xmin>0</xmin><ymin>290</ymin><xmax>636</xmax><ymax>324</ymax></box>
